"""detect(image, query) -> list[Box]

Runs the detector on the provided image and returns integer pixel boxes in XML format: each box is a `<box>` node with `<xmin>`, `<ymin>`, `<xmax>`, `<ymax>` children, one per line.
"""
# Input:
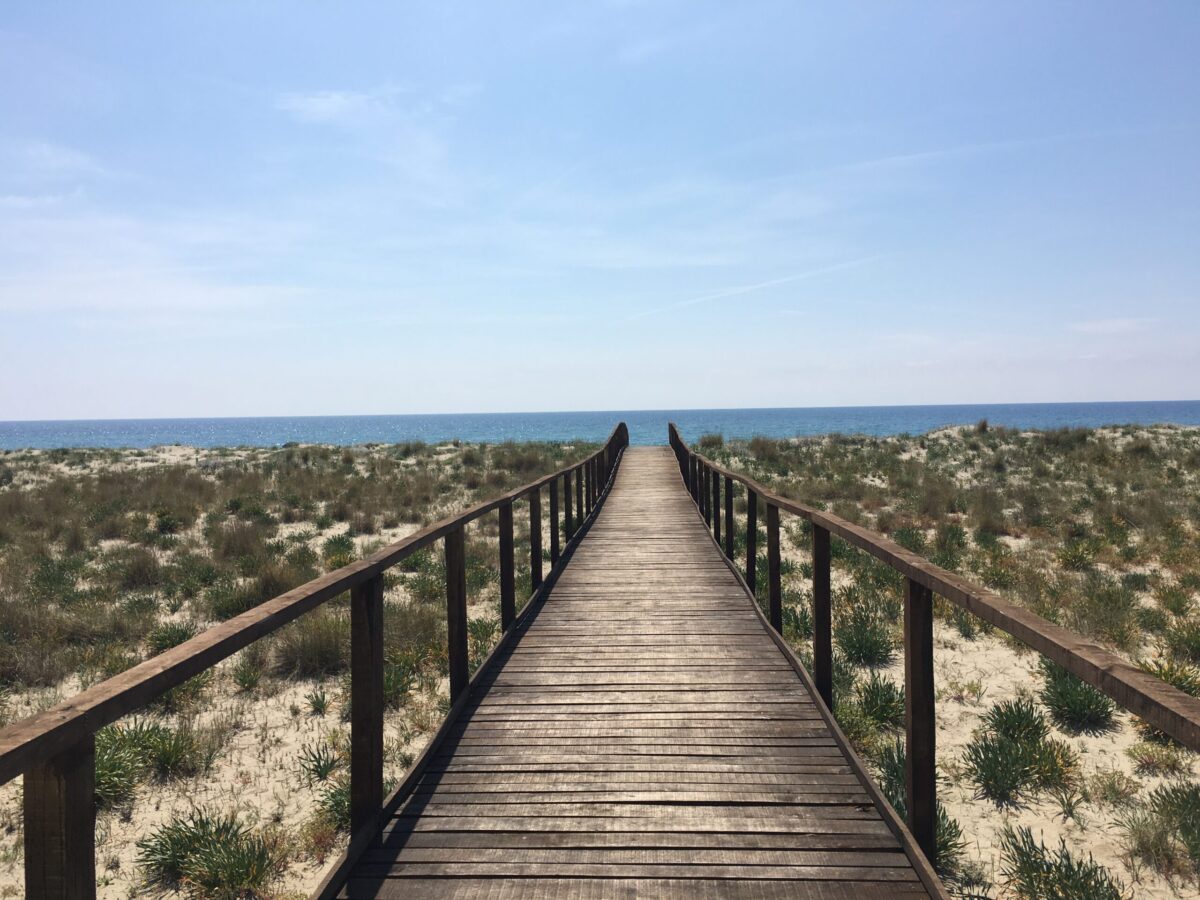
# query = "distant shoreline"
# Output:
<box><xmin>3</xmin><ymin>400</ymin><xmax>1200</xmax><ymax>450</ymax></box>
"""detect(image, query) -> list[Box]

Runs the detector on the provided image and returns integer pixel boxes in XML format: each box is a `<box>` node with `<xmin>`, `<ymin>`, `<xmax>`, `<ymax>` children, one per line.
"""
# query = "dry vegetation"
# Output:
<box><xmin>0</xmin><ymin>437</ymin><xmax>594</xmax><ymax>897</ymax></box>
<box><xmin>698</xmin><ymin>424</ymin><xmax>1200</xmax><ymax>899</ymax></box>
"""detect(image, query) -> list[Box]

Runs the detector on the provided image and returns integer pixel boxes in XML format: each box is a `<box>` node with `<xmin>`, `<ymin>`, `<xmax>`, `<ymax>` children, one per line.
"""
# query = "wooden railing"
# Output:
<box><xmin>0</xmin><ymin>423</ymin><xmax>630</xmax><ymax>899</ymax></box>
<box><xmin>668</xmin><ymin>423</ymin><xmax>1200</xmax><ymax>861</ymax></box>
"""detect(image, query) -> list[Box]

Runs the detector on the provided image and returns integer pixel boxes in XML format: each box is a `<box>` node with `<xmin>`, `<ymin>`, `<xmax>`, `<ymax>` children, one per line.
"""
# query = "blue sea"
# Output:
<box><xmin>2</xmin><ymin>402</ymin><xmax>1199</xmax><ymax>450</ymax></box>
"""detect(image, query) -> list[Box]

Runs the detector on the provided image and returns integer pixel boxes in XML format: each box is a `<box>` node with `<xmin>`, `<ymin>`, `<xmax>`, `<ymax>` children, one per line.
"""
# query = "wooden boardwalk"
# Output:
<box><xmin>341</xmin><ymin>447</ymin><xmax>935</xmax><ymax>898</ymax></box>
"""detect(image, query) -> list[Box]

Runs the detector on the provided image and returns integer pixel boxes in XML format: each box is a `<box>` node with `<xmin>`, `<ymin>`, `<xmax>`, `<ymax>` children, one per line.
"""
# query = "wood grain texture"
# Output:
<box><xmin>350</xmin><ymin>575</ymin><xmax>385</xmax><ymax>840</ymax></box>
<box><xmin>340</xmin><ymin>447</ymin><xmax>937</xmax><ymax>898</ymax></box>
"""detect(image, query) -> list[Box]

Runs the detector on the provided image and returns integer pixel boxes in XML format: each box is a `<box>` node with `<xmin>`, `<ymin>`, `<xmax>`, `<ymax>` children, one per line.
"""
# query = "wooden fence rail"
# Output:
<box><xmin>668</xmin><ymin>422</ymin><xmax>1200</xmax><ymax>861</ymax></box>
<box><xmin>0</xmin><ymin>424</ymin><xmax>630</xmax><ymax>899</ymax></box>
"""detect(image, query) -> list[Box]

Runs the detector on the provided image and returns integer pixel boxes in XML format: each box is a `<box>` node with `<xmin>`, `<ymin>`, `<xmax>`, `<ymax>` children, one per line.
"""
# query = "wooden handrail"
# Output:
<box><xmin>669</xmin><ymin>422</ymin><xmax>1200</xmax><ymax>860</ymax></box>
<box><xmin>2</xmin><ymin>422</ymin><xmax>629</xmax><ymax>898</ymax></box>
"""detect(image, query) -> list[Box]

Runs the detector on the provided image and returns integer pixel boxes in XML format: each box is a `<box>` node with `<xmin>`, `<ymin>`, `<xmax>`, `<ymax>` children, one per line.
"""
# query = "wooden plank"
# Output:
<box><xmin>445</xmin><ymin>526</ymin><xmax>469</xmax><ymax>702</ymax></box>
<box><xmin>767</xmin><ymin>503</ymin><xmax>781</xmax><ymax>633</ymax></box>
<box><xmin>350</xmin><ymin>575</ymin><xmax>385</xmax><ymax>839</ymax></box>
<box><xmin>499</xmin><ymin>502</ymin><xmax>515</xmax><ymax>631</ymax></box>
<box><xmin>813</xmin><ymin>525</ymin><xmax>832</xmax><ymax>708</ymax></box>
<box><xmin>549</xmin><ymin>477</ymin><xmax>560</xmax><ymax>566</ymax></box>
<box><xmin>712</xmin><ymin>467</ymin><xmax>721</xmax><ymax>545</ymax></box>
<box><xmin>529</xmin><ymin>488</ymin><xmax>543</xmax><ymax>591</ymax></box>
<box><xmin>338</xmin><ymin>446</ymin><xmax>938</xmax><ymax>899</ymax></box>
<box><xmin>24</xmin><ymin>735</ymin><xmax>95</xmax><ymax>900</ymax></box>
<box><xmin>904</xmin><ymin>577</ymin><xmax>936</xmax><ymax>861</ymax></box>
<box><xmin>746</xmin><ymin>487</ymin><xmax>758</xmax><ymax>594</ymax></box>
<box><xmin>724</xmin><ymin>475</ymin><xmax>735</xmax><ymax>560</ymax></box>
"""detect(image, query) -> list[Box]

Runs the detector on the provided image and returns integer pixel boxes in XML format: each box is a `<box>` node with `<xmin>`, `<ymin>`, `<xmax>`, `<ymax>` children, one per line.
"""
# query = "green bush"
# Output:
<box><xmin>1166</xmin><ymin>617</ymin><xmax>1200</xmax><ymax>664</ymax></box>
<box><xmin>146</xmin><ymin>620</ymin><xmax>199</xmax><ymax>656</ymax></box>
<box><xmin>137</xmin><ymin>809</ymin><xmax>287</xmax><ymax>895</ymax></box>
<box><xmin>1038</xmin><ymin>660</ymin><xmax>1115</xmax><ymax>733</ymax></box>
<box><xmin>273</xmin><ymin>610</ymin><xmax>348</xmax><ymax>678</ymax></box>
<box><xmin>966</xmin><ymin>699</ymin><xmax>1077</xmax><ymax>805</ymax></box>
<box><xmin>855</xmin><ymin>671</ymin><xmax>904</xmax><ymax>729</ymax></box>
<box><xmin>999</xmin><ymin>825</ymin><xmax>1126</xmax><ymax>899</ymax></box>
<box><xmin>94</xmin><ymin>725</ymin><xmax>144</xmax><ymax>809</ymax></box>
<box><xmin>834</xmin><ymin>602</ymin><xmax>895</xmax><ymax>667</ymax></box>
<box><xmin>1120</xmin><ymin>781</ymin><xmax>1200</xmax><ymax>881</ymax></box>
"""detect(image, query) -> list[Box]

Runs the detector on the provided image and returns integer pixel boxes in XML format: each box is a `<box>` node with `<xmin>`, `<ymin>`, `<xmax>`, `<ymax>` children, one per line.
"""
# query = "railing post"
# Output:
<box><xmin>702</xmin><ymin>466</ymin><xmax>711</xmax><ymax>525</ymax></box>
<box><xmin>745</xmin><ymin>488</ymin><xmax>758</xmax><ymax>593</ymax></box>
<box><xmin>767</xmin><ymin>503</ymin><xmax>782</xmax><ymax>632</ymax></box>
<box><xmin>499</xmin><ymin>501</ymin><xmax>515</xmax><ymax>630</ymax></box>
<box><xmin>812</xmin><ymin>525</ymin><xmax>832</xmax><ymax>708</ymax></box>
<box><xmin>445</xmin><ymin>526</ymin><xmax>469</xmax><ymax>702</ymax></box>
<box><xmin>529</xmin><ymin>487</ymin><xmax>543</xmax><ymax>590</ymax></box>
<box><xmin>350</xmin><ymin>573</ymin><xmax>384</xmax><ymax>838</ymax></box>
<box><xmin>690</xmin><ymin>457</ymin><xmax>698</xmax><ymax>502</ymax></box>
<box><xmin>564</xmin><ymin>470</ymin><xmax>574</xmax><ymax>539</ymax></box>
<box><xmin>24</xmin><ymin>735</ymin><xmax>96</xmax><ymax>899</ymax></box>
<box><xmin>712</xmin><ymin>470</ymin><xmax>721</xmax><ymax>544</ymax></box>
<box><xmin>723</xmin><ymin>475</ymin><xmax>734</xmax><ymax>560</ymax></box>
<box><xmin>575</xmin><ymin>464</ymin><xmax>584</xmax><ymax>524</ymax></box>
<box><xmin>905</xmin><ymin>576</ymin><xmax>936</xmax><ymax>861</ymax></box>
<box><xmin>549</xmin><ymin>477</ymin><xmax>560</xmax><ymax>566</ymax></box>
<box><xmin>582</xmin><ymin>463</ymin><xmax>591</xmax><ymax>516</ymax></box>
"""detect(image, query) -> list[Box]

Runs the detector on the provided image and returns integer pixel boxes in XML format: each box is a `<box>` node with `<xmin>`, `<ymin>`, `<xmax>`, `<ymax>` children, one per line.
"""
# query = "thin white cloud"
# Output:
<box><xmin>276</xmin><ymin>89</ymin><xmax>379</xmax><ymax>124</ymax></box>
<box><xmin>625</xmin><ymin>256</ymin><xmax>883</xmax><ymax>321</ymax></box>
<box><xmin>1070</xmin><ymin>317</ymin><xmax>1158</xmax><ymax>335</ymax></box>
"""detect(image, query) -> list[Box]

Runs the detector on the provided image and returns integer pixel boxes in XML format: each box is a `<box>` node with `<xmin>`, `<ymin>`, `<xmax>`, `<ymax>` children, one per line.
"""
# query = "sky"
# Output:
<box><xmin>1</xmin><ymin>2</ymin><xmax>1198</xmax><ymax>420</ymax></box>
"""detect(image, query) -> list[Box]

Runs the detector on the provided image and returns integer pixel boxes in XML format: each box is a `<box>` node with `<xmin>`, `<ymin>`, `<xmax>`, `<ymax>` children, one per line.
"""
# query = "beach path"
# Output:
<box><xmin>338</xmin><ymin>447</ymin><xmax>939</xmax><ymax>898</ymax></box>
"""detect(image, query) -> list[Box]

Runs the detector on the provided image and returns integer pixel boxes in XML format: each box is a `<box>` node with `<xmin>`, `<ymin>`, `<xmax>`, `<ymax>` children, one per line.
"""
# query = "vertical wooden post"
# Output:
<box><xmin>499</xmin><ymin>501</ymin><xmax>515</xmax><ymax>630</ymax></box>
<box><xmin>529</xmin><ymin>488</ymin><xmax>543</xmax><ymax>590</ymax></box>
<box><xmin>767</xmin><ymin>503</ymin><xmax>782</xmax><ymax>633</ymax></box>
<box><xmin>564</xmin><ymin>470</ymin><xmax>574</xmax><ymax>539</ymax></box>
<box><xmin>350</xmin><ymin>574</ymin><xmax>384</xmax><ymax>838</ymax></box>
<box><xmin>684</xmin><ymin>449</ymin><xmax>693</xmax><ymax>493</ymax></box>
<box><xmin>745</xmin><ymin>488</ymin><xmax>758</xmax><ymax>593</ymax></box>
<box><xmin>712</xmin><ymin>470</ymin><xmax>721</xmax><ymax>544</ymax></box>
<box><xmin>575</xmin><ymin>464</ymin><xmax>584</xmax><ymax>524</ymax></box>
<box><xmin>905</xmin><ymin>576</ymin><xmax>936</xmax><ymax>861</ymax></box>
<box><xmin>702</xmin><ymin>466</ymin><xmax>711</xmax><ymax>524</ymax></box>
<box><xmin>549</xmin><ymin>477</ymin><xmax>560</xmax><ymax>566</ymax></box>
<box><xmin>445</xmin><ymin>526</ymin><xmax>468</xmax><ymax>702</ymax></box>
<box><xmin>812</xmin><ymin>525</ymin><xmax>833</xmax><ymax>708</ymax></box>
<box><xmin>690</xmin><ymin>457</ymin><xmax>699</xmax><ymax>502</ymax></box>
<box><xmin>583</xmin><ymin>463</ymin><xmax>591</xmax><ymax>516</ymax></box>
<box><xmin>710</xmin><ymin>472</ymin><xmax>720</xmax><ymax>542</ymax></box>
<box><xmin>724</xmin><ymin>475</ymin><xmax>734</xmax><ymax>560</ymax></box>
<box><xmin>24</xmin><ymin>735</ymin><xmax>96</xmax><ymax>899</ymax></box>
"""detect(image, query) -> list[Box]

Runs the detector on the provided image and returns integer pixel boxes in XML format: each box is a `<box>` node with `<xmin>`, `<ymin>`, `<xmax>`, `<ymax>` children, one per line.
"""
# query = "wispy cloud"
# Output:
<box><xmin>624</xmin><ymin>256</ymin><xmax>883</xmax><ymax>321</ymax></box>
<box><xmin>1070</xmin><ymin>317</ymin><xmax>1158</xmax><ymax>335</ymax></box>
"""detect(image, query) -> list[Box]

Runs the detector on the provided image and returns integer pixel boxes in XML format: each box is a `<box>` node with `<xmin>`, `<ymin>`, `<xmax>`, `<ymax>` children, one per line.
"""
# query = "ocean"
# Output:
<box><xmin>2</xmin><ymin>401</ymin><xmax>1199</xmax><ymax>450</ymax></box>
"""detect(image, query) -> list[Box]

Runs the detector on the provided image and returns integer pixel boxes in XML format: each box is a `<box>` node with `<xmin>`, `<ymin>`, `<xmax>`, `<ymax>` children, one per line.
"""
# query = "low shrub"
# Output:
<box><xmin>146</xmin><ymin>620</ymin><xmax>199</xmax><ymax>656</ymax></box>
<box><xmin>999</xmin><ymin>825</ymin><xmax>1126</xmax><ymax>899</ymax></box>
<box><xmin>966</xmin><ymin>699</ymin><xmax>1077</xmax><ymax>805</ymax></box>
<box><xmin>855</xmin><ymin>671</ymin><xmax>904</xmax><ymax>729</ymax></box>
<box><xmin>1166</xmin><ymin>617</ymin><xmax>1200</xmax><ymax>664</ymax></box>
<box><xmin>834</xmin><ymin>601</ymin><xmax>895</xmax><ymax>667</ymax></box>
<box><xmin>1038</xmin><ymin>659</ymin><xmax>1115</xmax><ymax>733</ymax></box>
<box><xmin>137</xmin><ymin>809</ymin><xmax>287</xmax><ymax>895</ymax></box>
<box><xmin>274</xmin><ymin>610</ymin><xmax>348</xmax><ymax>678</ymax></box>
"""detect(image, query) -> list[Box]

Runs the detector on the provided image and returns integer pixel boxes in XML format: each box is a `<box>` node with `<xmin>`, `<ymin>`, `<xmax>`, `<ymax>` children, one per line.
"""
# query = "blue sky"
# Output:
<box><xmin>2</xmin><ymin>2</ymin><xmax>1198</xmax><ymax>419</ymax></box>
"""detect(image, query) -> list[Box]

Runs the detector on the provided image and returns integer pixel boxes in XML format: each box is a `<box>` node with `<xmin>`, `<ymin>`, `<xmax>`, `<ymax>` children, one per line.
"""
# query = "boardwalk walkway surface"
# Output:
<box><xmin>341</xmin><ymin>447</ymin><xmax>934</xmax><ymax>898</ymax></box>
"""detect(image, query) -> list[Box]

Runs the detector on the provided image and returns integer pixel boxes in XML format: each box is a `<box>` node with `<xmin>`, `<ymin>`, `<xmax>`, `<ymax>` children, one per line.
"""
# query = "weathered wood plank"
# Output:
<box><xmin>342</xmin><ymin>446</ymin><xmax>939</xmax><ymax>899</ymax></box>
